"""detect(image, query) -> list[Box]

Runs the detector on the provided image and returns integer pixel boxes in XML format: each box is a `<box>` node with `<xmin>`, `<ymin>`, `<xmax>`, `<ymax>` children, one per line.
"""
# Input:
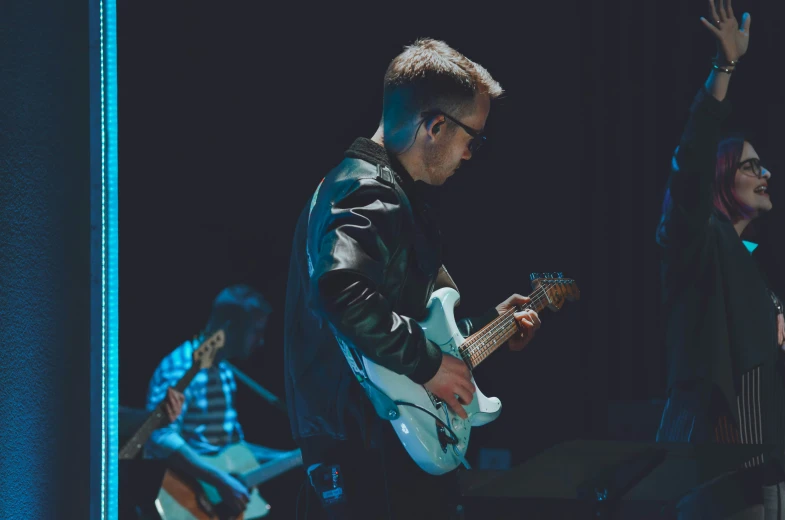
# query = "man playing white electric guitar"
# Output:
<box><xmin>283</xmin><ymin>39</ymin><xmax>549</xmax><ymax>520</ymax></box>
<box><xmin>145</xmin><ymin>285</ymin><xmax>300</xmax><ymax>519</ymax></box>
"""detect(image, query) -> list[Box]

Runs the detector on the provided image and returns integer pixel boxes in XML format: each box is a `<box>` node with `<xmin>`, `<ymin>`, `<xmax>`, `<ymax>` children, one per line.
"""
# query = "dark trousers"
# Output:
<box><xmin>300</xmin><ymin>420</ymin><xmax>460</xmax><ymax>520</ymax></box>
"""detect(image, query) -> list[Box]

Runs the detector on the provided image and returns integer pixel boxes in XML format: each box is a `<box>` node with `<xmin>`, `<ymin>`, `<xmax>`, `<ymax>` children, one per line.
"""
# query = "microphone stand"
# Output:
<box><xmin>223</xmin><ymin>361</ymin><xmax>288</xmax><ymax>415</ymax></box>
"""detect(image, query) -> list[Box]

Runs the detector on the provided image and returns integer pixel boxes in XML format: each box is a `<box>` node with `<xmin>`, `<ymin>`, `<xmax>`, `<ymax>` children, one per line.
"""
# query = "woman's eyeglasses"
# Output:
<box><xmin>738</xmin><ymin>158</ymin><xmax>766</xmax><ymax>179</ymax></box>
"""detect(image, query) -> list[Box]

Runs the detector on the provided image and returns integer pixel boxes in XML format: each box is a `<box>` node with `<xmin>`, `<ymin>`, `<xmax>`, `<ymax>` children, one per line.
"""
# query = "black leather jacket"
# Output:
<box><xmin>283</xmin><ymin>138</ymin><xmax>496</xmax><ymax>462</ymax></box>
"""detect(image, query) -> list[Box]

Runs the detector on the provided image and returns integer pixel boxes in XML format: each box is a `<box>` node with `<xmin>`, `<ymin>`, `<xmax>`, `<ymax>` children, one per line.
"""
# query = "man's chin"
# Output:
<box><xmin>442</xmin><ymin>168</ymin><xmax>460</xmax><ymax>183</ymax></box>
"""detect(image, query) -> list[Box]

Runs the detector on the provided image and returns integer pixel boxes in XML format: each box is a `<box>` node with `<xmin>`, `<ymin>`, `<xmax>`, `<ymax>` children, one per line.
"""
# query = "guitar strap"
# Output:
<box><xmin>307</xmin><ymin>168</ymin><xmax>400</xmax><ymax>422</ymax></box>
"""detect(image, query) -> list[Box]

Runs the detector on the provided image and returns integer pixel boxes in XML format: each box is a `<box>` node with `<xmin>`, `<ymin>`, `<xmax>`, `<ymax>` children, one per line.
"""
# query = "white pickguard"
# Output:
<box><xmin>361</xmin><ymin>287</ymin><xmax>502</xmax><ymax>475</ymax></box>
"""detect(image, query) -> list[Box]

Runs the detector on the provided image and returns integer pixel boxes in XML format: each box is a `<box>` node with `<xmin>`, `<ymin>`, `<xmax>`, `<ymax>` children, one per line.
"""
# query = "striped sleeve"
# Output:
<box><xmin>220</xmin><ymin>363</ymin><xmax>243</xmax><ymax>442</ymax></box>
<box><xmin>144</xmin><ymin>345</ymin><xmax>190</xmax><ymax>458</ymax></box>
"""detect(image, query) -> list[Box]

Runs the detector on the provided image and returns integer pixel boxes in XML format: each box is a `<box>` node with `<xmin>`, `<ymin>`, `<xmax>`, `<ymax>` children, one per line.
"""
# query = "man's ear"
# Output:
<box><xmin>423</xmin><ymin>113</ymin><xmax>445</xmax><ymax>138</ymax></box>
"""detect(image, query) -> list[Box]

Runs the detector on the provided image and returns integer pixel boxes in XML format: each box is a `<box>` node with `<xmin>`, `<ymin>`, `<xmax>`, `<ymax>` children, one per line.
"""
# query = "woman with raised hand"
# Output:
<box><xmin>656</xmin><ymin>0</ymin><xmax>785</xmax><ymax>518</ymax></box>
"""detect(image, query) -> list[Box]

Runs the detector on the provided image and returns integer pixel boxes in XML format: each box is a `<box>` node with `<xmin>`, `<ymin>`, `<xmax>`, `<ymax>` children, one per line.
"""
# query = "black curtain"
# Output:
<box><xmin>113</xmin><ymin>0</ymin><xmax>785</xmax><ymax>517</ymax></box>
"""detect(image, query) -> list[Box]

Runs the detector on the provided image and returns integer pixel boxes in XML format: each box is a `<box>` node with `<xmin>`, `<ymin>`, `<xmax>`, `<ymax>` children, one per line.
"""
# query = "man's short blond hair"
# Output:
<box><xmin>382</xmin><ymin>38</ymin><xmax>503</xmax><ymax>135</ymax></box>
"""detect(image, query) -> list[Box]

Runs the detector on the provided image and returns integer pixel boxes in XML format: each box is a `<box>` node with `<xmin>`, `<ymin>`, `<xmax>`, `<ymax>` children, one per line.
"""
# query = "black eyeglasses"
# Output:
<box><xmin>738</xmin><ymin>158</ymin><xmax>766</xmax><ymax>179</ymax></box>
<box><xmin>422</xmin><ymin>110</ymin><xmax>486</xmax><ymax>154</ymax></box>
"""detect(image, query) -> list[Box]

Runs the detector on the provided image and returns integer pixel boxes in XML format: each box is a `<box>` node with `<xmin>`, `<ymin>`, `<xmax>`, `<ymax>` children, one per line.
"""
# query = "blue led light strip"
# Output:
<box><xmin>99</xmin><ymin>0</ymin><xmax>119</xmax><ymax>517</ymax></box>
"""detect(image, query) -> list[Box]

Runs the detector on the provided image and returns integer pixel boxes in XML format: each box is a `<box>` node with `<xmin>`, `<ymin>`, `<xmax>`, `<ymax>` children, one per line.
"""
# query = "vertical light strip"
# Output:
<box><xmin>100</xmin><ymin>0</ymin><xmax>119</xmax><ymax>518</ymax></box>
<box><xmin>99</xmin><ymin>0</ymin><xmax>107</xmax><ymax>515</ymax></box>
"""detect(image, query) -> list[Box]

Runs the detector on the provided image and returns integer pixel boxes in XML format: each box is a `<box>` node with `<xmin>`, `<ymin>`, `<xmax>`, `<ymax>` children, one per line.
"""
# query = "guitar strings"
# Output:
<box><xmin>462</xmin><ymin>291</ymin><xmax>549</xmax><ymax>367</ymax></box>
<box><xmin>460</xmin><ymin>280</ymin><xmax>572</xmax><ymax>366</ymax></box>
<box><xmin>463</xmin><ymin>282</ymin><xmax>550</xmax><ymax>355</ymax></box>
<box><xmin>461</xmin><ymin>284</ymin><xmax>550</xmax><ymax>365</ymax></box>
<box><xmin>467</xmin><ymin>281</ymin><xmax>566</xmax><ymax>362</ymax></box>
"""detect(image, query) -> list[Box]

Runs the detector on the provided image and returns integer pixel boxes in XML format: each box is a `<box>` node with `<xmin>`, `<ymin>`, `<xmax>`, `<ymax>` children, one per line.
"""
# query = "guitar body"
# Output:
<box><xmin>156</xmin><ymin>444</ymin><xmax>270</xmax><ymax>520</ymax></box>
<box><xmin>362</xmin><ymin>288</ymin><xmax>502</xmax><ymax>476</ymax></box>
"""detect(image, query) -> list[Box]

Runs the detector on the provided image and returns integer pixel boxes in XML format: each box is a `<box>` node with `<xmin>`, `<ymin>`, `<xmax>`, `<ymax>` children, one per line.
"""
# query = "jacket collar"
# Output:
<box><xmin>344</xmin><ymin>137</ymin><xmax>420</xmax><ymax>201</ymax></box>
<box><xmin>345</xmin><ymin>138</ymin><xmax>443</xmax><ymax>272</ymax></box>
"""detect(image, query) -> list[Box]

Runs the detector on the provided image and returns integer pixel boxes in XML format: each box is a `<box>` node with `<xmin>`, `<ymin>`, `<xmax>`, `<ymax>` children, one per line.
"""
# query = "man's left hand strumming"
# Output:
<box><xmin>496</xmin><ymin>294</ymin><xmax>541</xmax><ymax>351</ymax></box>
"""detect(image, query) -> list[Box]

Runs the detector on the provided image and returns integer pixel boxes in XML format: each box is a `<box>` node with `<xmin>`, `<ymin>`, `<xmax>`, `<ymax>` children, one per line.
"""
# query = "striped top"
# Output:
<box><xmin>715</xmin><ymin>362</ymin><xmax>785</xmax><ymax>476</ymax></box>
<box><xmin>716</xmin><ymin>366</ymin><xmax>766</xmax><ymax>468</ymax></box>
<box><xmin>144</xmin><ymin>339</ymin><xmax>243</xmax><ymax>457</ymax></box>
<box><xmin>658</xmin><ymin>361</ymin><xmax>785</xmax><ymax>483</ymax></box>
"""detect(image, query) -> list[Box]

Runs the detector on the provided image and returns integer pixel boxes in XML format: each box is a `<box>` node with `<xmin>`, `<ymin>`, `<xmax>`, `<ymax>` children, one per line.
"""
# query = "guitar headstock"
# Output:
<box><xmin>529</xmin><ymin>272</ymin><xmax>581</xmax><ymax>311</ymax></box>
<box><xmin>192</xmin><ymin>329</ymin><xmax>226</xmax><ymax>370</ymax></box>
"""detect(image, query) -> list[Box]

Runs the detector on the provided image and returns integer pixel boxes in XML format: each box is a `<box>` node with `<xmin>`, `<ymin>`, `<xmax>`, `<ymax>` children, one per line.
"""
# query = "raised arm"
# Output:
<box><xmin>700</xmin><ymin>0</ymin><xmax>750</xmax><ymax>102</ymax></box>
<box><xmin>658</xmin><ymin>0</ymin><xmax>750</xmax><ymax>247</ymax></box>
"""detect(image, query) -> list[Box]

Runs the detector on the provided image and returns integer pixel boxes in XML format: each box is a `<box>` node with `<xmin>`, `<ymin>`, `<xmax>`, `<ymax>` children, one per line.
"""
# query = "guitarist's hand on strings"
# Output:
<box><xmin>162</xmin><ymin>387</ymin><xmax>185</xmax><ymax>424</ymax></box>
<box><xmin>424</xmin><ymin>355</ymin><xmax>475</xmax><ymax>420</ymax></box>
<box><xmin>213</xmin><ymin>471</ymin><xmax>251</xmax><ymax>514</ymax></box>
<box><xmin>496</xmin><ymin>294</ymin><xmax>541</xmax><ymax>351</ymax></box>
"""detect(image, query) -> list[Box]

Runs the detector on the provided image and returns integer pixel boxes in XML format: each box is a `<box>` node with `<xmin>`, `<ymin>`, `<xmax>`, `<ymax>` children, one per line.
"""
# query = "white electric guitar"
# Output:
<box><xmin>361</xmin><ymin>273</ymin><xmax>579</xmax><ymax>475</ymax></box>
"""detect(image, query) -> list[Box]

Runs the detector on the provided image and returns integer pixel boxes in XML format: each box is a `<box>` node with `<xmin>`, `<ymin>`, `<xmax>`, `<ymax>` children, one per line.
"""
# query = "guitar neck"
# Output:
<box><xmin>242</xmin><ymin>449</ymin><xmax>303</xmax><ymax>488</ymax></box>
<box><xmin>459</xmin><ymin>288</ymin><xmax>552</xmax><ymax>370</ymax></box>
<box><xmin>118</xmin><ymin>363</ymin><xmax>201</xmax><ymax>460</ymax></box>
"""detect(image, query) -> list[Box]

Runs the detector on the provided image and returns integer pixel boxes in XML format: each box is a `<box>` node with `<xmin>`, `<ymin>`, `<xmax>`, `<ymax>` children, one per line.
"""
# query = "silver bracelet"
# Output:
<box><xmin>712</xmin><ymin>63</ymin><xmax>734</xmax><ymax>75</ymax></box>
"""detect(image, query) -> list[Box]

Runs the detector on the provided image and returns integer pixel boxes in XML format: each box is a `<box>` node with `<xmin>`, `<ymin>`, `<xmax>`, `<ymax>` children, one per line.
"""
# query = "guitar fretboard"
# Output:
<box><xmin>459</xmin><ymin>280</ymin><xmax>570</xmax><ymax>369</ymax></box>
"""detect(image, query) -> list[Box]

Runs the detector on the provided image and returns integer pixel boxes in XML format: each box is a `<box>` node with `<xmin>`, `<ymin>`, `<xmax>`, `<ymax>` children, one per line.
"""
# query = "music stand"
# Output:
<box><xmin>457</xmin><ymin>440</ymin><xmax>769</xmax><ymax>519</ymax></box>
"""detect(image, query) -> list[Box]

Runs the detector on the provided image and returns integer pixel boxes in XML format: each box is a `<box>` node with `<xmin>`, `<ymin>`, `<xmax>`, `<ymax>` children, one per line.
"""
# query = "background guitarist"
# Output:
<box><xmin>283</xmin><ymin>38</ymin><xmax>541</xmax><ymax>519</ymax></box>
<box><xmin>145</xmin><ymin>285</ymin><xmax>294</xmax><ymax>516</ymax></box>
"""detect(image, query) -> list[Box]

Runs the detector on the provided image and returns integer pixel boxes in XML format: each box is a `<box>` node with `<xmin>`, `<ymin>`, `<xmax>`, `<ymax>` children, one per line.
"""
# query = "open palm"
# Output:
<box><xmin>700</xmin><ymin>0</ymin><xmax>751</xmax><ymax>63</ymax></box>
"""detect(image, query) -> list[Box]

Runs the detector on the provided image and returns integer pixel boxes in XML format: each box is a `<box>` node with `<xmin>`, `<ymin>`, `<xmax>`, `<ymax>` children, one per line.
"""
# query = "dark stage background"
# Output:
<box><xmin>116</xmin><ymin>1</ymin><xmax>785</xmax><ymax>516</ymax></box>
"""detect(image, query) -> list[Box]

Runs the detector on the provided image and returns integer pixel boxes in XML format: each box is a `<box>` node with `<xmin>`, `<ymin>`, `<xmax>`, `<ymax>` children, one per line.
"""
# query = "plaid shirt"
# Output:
<box><xmin>144</xmin><ymin>339</ymin><xmax>244</xmax><ymax>457</ymax></box>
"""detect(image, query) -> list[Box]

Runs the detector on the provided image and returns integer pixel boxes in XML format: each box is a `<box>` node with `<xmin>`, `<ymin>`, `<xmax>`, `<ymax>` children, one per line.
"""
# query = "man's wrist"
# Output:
<box><xmin>409</xmin><ymin>339</ymin><xmax>443</xmax><ymax>384</ymax></box>
<box><xmin>202</xmin><ymin>466</ymin><xmax>229</xmax><ymax>487</ymax></box>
